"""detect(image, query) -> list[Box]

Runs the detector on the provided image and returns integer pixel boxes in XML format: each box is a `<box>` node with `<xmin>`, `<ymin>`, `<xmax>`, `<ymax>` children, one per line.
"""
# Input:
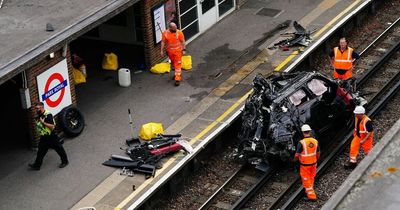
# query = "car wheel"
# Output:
<box><xmin>59</xmin><ymin>106</ymin><xmax>85</xmax><ymax>137</ymax></box>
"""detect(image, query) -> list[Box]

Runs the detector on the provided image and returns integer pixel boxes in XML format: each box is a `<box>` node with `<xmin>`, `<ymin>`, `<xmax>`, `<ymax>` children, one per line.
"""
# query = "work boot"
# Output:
<box><xmin>59</xmin><ymin>161</ymin><xmax>69</xmax><ymax>168</ymax></box>
<box><xmin>28</xmin><ymin>163</ymin><xmax>40</xmax><ymax>171</ymax></box>
<box><xmin>344</xmin><ymin>161</ymin><xmax>357</xmax><ymax>169</ymax></box>
<box><xmin>175</xmin><ymin>81</ymin><xmax>180</xmax><ymax>86</ymax></box>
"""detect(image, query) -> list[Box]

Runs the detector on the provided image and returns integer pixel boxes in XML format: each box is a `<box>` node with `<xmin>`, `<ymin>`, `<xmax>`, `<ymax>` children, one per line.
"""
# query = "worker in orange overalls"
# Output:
<box><xmin>330</xmin><ymin>37</ymin><xmax>360</xmax><ymax>80</ymax></box>
<box><xmin>294</xmin><ymin>124</ymin><xmax>320</xmax><ymax>201</ymax></box>
<box><xmin>345</xmin><ymin>106</ymin><xmax>374</xmax><ymax>169</ymax></box>
<box><xmin>161</xmin><ymin>22</ymin><xmax>186</xmax><ymax>86</ymax></box>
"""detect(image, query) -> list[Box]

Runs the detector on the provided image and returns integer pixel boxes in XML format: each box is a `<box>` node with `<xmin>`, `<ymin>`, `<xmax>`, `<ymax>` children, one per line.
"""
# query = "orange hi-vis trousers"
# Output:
<box><xmin>167</xmin><ymin>50</ymin><xmax>182</xmax><ymax>81</ymax></box>
<box><xmin>300</xmin><ymin>164</ymin><xmax>317</xmax><ymax>200</ymax></box>
<box><xmin>349</xmin><ymin>135</ymin><xmax>373</xmax><ymax>163</ymax></box>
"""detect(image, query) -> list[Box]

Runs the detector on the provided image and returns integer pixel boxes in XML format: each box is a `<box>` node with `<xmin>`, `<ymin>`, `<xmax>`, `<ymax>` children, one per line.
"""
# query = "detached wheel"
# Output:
<box><xmin>59</xmin><ymin>106</ymin><xmax>85</xmax><ymax>137</ymax></box>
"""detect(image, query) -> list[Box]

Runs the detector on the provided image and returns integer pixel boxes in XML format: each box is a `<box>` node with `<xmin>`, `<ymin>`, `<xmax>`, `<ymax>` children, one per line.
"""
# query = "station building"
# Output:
<box><xmin>0</xmin><ymin>0</ymin><xmax>240</xmax><ymax>147</ymax></box>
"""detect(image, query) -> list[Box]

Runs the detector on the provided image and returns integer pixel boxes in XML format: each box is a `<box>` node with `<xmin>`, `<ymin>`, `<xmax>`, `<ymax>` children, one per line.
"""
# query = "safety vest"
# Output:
<box><xmin>354</xmin><ymin>115</ymin><xmax>374</xmax><ymax>140</ymax></box>
<box><xmin>299</xmin><ymin>137</ymin><xmax>318</xmax><ymax>165</ymax></box>
<box><xmin>333</xmin><ymin>47</ymin><xmax>354</xmax><ymax>70</ymax></box>
<box><xmin>163</xmin><ymin>30</ymin><xmax>183</xmax><ymax>51</ymax></box>
<box><xmin>35</xmin><ymin>110</ymin><xmax>55</xmax><ymax>136</ymax></box>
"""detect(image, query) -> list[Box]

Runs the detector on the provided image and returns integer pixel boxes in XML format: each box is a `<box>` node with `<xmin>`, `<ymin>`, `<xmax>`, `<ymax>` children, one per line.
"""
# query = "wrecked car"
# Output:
<box><xmin>237</xmin><ymin>72</ymin><xmax>366</xmax><ymax>167</ymax></box>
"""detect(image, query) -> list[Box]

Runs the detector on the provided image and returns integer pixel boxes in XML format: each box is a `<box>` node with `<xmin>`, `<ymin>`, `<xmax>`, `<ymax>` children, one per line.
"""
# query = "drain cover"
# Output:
<box><xmin>255</xmin><ymin>7</ymin><xmax>282</xmax><ymax>17</ymax></box>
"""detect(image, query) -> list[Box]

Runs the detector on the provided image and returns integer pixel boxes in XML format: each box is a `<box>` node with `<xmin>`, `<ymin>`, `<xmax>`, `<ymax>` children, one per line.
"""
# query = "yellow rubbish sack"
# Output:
<box><xmin>139</xmin><ymin>123</ymin><xmax>164</xmax><ymax>140</ymax></box>
<box><xmin>150</xmin><ymin>62</ymin><xmax>171</xmax><ymax>74</ymax></box>
<box><xmin>102</xmin><ymin>53</ymin><xmax>119</xmax><ymax>71</ymax></box>
<box><xmin>182</xmin><ymin>55</ymin><xmax>192</xmax><ymax>70</ymax></box>
<box><xmin>72</xmin><ymin>67</ymin><xmax>86</xmax><ymax>85</ymax></box>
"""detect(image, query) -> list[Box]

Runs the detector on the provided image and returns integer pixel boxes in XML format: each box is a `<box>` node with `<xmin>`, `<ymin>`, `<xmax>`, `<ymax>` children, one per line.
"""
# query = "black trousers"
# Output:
<box><xmin>34</xmin><ymin>134</ymin><xmax>68</xmax><ymax>167</ymax></box>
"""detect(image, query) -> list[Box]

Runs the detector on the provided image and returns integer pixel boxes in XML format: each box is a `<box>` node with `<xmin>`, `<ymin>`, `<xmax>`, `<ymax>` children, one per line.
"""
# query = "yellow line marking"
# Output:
<box><xmin>189</xmin><ymin>90</ymin><xmax>252</xmax><ymax>145</ymax></box>
<box><xmin>114</xmin><ymin>1</ymin><xmax>363</xmax><ymax>209</ymax></box>
<box><xmin>313</xmin><ymin>0</ymin><xmax>361</xmax><ymax>38</ymax></box>
<box><xmin>274</xmin><ymin>0</ymin><xmax>362</xmax><ymax>72</ymax></box>
<box><xmin>274</xmin><ymin>50</ymin><xmax>299</xmax><ymax>71</ymax></box>
<box><xmin>116</xmin><ymin>90</ymin><xmax>251</xmax><ymax>209</ymax></box>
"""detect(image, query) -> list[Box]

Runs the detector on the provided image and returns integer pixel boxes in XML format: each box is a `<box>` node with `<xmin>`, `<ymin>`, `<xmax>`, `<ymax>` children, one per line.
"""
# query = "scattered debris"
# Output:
<box><xmin>46</xmin><ymin>23</ymin><xmax>54</xmax><ymax>32</ymax></box>
<box><xmin>103</xmin><ymin>133</ymin><xmax>193</xmax><ymax>178</ymax></box>
<box><xmin>269</xmin><ymin>21</ymin><xmax>316</xmax><ymax>50</ymax></box>
<box><xmin>120</xmin><ymin>167</ymin><xmax>134</xmax><ymax>177</ymax></box>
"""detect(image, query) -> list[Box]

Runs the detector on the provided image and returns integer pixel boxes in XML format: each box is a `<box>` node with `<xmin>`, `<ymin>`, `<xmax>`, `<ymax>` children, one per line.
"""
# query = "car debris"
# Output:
<box><xmin>236</xmin><ymin>72</ymin><xmax>366</xmax><ymax>169</ymax></box>
<box><xmin>103</xmin><ymin>133</ymin><xmax>193</xmax><ymax>178</ymax></box>
<box><xmin>269</xmin><ymin>21</ymin><xmax>315</xmax><ymax>50</ymax></box>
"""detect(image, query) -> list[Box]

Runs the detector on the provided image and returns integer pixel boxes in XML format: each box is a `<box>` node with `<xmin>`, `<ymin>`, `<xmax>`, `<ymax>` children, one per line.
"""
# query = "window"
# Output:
<box><xmin>289</xmin><ymin>89</ymin><xmax>308</xmax><ymax>106</ymax></box>
<box><xmin>307</xmin><ymin>79</ymin><xmax>328</xmax><ymax>96</ymax></box>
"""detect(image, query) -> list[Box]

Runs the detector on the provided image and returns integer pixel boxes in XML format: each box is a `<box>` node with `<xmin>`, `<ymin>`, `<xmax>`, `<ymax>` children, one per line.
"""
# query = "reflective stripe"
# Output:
<box><xmin>301</xmin><ymin>153</ymin><xmax>317</xmax><ymax>157</ymax></box>
<box><xmin>333</xmin><ymin>47</ymin><xmax>353</xmax><ymax>70</ymax></box>
<box><xmin>301</xmin><ymin>140</ymin><xmax>308</xmax><ymax>155</ymax></box>
<box><xmin>35</xmin><ymin>110</ymin><xmax>54</xmax><ymax>136</ymax></box>
<box><xmin>335</xmin><ymin>59</ymin><xmax>352</xmax><ymax>62</ymax></box>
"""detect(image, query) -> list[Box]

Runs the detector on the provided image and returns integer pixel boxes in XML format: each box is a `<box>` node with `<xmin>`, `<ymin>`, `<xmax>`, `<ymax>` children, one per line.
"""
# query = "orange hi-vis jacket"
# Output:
<box><xmin>162</xmin><ymin>30</ymin><xmax>184</xmax><ymax>52</ymax></box>
<box><xmin>353</xmin><ymin>115</ymin><xmax>374</xmax><ymax>140</ymax></box>
<box><xmin>299</xmin><ymin>137</ymin><xmax>319</xmax><ymax>165</ymax></box>
<box><xmin>333</xmin><ymin>47</ymin><xmax>354</xmax><ymax>70</ymax></box>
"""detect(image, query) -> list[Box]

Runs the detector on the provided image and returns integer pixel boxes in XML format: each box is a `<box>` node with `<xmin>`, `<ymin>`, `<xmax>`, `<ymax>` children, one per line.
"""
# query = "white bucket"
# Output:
<box><xmin>118</xmin><ymin>68</ymin><xmax>131</xmax><ymax>87</ymax></box>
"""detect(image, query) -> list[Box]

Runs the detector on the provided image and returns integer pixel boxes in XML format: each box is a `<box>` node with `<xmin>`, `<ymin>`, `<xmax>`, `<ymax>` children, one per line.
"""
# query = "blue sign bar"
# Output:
<box><xmin>41</xmin><ymin>80</ymin><xmax>68</xmax><ymax>101</ymax></box>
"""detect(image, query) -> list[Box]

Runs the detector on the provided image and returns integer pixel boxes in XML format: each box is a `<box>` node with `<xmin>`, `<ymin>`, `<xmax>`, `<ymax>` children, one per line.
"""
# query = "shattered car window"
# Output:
<box><xmin>307</xmin><ymin>79</ymin><xmax>328</xmax><ymax>96</ymax></box>
<box><xmin>289</xmin><ymin>89</ymin><xmax>307</xmax><ymax>106</ymax></box>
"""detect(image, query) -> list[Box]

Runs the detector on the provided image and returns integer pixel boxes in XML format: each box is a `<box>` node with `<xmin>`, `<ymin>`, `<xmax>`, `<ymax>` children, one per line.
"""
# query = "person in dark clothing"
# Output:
<box><xmin>29</xmin><ymin>102</ymin><xmax>68</xmax><ymax>170</ymax></box>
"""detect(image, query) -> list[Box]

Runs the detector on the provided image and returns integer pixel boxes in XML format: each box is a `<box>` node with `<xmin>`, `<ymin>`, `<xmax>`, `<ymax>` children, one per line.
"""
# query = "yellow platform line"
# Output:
<box><xmin>114</xmin><ymin>1</ymin><xmax>362</xmax><ymax>209</ymax></box>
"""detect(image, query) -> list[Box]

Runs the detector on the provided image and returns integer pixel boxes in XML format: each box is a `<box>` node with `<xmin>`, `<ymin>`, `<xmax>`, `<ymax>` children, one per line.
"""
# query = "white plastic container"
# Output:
<box><xmin>118</xmin><ymin>68</ymin><xmax>131</xmax><ymax>87</ymax></box>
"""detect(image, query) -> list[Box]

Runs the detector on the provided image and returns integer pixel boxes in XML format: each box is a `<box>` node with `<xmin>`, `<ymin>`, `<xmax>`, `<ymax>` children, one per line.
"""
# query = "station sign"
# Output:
<box><xmin>36</xmin><ymin>59</ymin><xmax>72</xmax><ymax>115</ymax></box>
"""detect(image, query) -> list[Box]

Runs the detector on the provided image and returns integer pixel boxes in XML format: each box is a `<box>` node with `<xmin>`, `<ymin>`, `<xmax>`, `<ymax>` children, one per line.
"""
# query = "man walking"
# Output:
<box><xmin>294</xmin><ymin>124</ymin><xmax>320</xmax><ymax>201</ymax></box>
<box><xmin>161</xmin><ymin>22</ymin><xmax>186</xmax><ymax>86</ymax></box>
<box><xmin>345</xmin><ymin>106</ymin><xmax>374</xmax><ymax>169</ymax></box>
<box><xmin>330</xmin><ymin>37</ymin><xmax>360</xmax><ymax>80</ymax></box>
<box><xmin>29</xmin><ymin>102</ymin><xmax>69</xmax><ymax>170</ymax></box>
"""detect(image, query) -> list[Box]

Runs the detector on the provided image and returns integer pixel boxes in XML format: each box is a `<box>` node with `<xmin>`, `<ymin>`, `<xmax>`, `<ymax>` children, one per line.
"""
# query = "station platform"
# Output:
<box><xmin>71</xmin><ymin>1</ymin><xmax>364</xmax><ymax>209</ymax></box>
<box><xmin>0</xmin><ymin>0</ymin><xmax>365</xmax><ymax>210</ymax></box>
<box><xmin>322</xmin><ymin>118</ymin><xmax>400</xmax><ymax>210</ymax></box>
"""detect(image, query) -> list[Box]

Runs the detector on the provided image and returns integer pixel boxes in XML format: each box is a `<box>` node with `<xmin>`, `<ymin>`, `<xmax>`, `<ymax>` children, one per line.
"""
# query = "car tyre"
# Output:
<box><xmin>59</xmin><ymin>106</ymin><xmax>85</xmax><ymax>137</ymax></box>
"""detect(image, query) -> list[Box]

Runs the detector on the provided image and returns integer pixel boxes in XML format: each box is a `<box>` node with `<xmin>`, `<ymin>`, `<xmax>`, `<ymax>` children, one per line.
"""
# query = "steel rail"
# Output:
<box><xmin>198</xmin><ymin>164</ymin><xmax>276</xmax><ymax>210</ymax></box>
<box><xmin>358</xmin><ymin>38</ymin><xmax>400</xmax><ymax>87</ymax></box>
<box><xmin>279</xmin><ymin>39</ymin><xmax>400</xmax><ymax>210</ymax></box>
<box><xmin>359</xmin><ymin>16</ymin><xmax>400</xmax><ymax>56</ymax></box>
<box><xmin>230</xmin><ymin>166</ymin><xmax>276</xmax><ymax>210</ymax></box>
<box><xmin>197</xmin><ymin>165</ymin><xmax>245</xmax><ymax>210</ymax></box>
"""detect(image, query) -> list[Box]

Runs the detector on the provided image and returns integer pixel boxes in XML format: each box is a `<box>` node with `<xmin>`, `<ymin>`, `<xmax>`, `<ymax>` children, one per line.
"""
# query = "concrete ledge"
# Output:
<box><xmin>321</xmin><ymin>118</ymin><xmax>400</xmax><ymax>210</ymax></box>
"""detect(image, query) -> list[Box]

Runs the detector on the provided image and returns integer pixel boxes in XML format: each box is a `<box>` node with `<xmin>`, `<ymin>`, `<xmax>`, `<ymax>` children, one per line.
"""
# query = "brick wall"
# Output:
<box><xmin>26</xmin><ymin>47</ymin><xmax>76</xmax><ymax>146</ymax></box>
<box><xmin>141</xmin><ymin>0</ymin><xmax>168</xmax><ymax>68</ymax></box>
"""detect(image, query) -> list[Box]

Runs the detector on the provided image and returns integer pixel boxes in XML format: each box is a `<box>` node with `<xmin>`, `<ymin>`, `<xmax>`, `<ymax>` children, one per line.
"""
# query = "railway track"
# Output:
<box><xmin>196</xmin><ymin>16</ymin><xmax>400</xmax><ymax>210</ymax></box>
<box><xmin>277</xmin><ymin>27</ymin><xmax>400</xmax><ymax>210</ymax></box>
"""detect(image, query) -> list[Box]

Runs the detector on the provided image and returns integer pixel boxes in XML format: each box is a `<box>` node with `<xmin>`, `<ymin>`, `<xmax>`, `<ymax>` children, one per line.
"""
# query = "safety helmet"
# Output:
<box><xmin>354</xmin><ymin>106</ymin><xmax>365</xmax><ymax>114</ymax></box>
<box><xmin>301</xmin><ymin>124</ymin><xmax>312</xmax><ymax>132</ymax></box>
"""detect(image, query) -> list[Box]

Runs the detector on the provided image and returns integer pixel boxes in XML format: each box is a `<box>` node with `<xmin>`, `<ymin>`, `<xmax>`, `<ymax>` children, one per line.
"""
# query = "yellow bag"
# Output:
<box><xmin>102</xmin><ymin>53</ymin><xmax>119</xmax><ymax>71</ymax></box>
<box><xmin>150</xmin><ymin>63</ymin><xmax>171</xmax><ymax>74</ymax></box>
<box><xmin>182</xmin><ymin>55</ymin><xmax>192</xmax><ymax>70</ymax></box>
<box><xmin>139</xmin><ymin>123</ymin><xmax>164</xmax><ymax>140</ymax></box>
<box><xmin>72</xmin><ymin>68</ymin><xmax>86</xmax><ymax>85</ymax></box>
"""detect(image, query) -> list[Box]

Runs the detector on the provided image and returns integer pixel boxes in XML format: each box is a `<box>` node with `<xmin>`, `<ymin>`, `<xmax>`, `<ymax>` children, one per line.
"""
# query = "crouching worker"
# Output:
<box><xmin>294</xmin><ymin>124</ymin><xmax>320</xmax><ymax>201</ymax></box>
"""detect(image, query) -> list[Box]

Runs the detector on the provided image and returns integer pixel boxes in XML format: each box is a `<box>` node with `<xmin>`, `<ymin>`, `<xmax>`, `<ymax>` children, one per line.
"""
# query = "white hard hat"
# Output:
<box><xmin>301</xmin><ymin>124</ymin><xmax>312</xmax><ymax>132</ymax></box>
<box><xmin>354</xmin><ymin>106</ymin><xmax>365</xmax><ymax>114</ymax></box>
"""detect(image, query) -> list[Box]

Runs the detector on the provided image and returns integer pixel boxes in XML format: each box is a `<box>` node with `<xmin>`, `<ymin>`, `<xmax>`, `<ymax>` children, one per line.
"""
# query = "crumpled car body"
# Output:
<box><xmin>238</xmin><ymin>72</ymin><xmax>365</xmax><ymax>166</ymax></box>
